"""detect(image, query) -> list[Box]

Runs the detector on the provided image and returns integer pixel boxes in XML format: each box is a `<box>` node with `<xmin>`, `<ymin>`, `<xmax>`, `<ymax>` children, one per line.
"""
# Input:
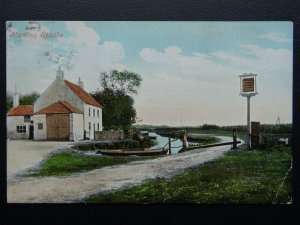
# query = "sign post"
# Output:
<box><xmin>239</xmin><ymin>73</ymin><xmax>258</xmax><ymax>149</ymax></box>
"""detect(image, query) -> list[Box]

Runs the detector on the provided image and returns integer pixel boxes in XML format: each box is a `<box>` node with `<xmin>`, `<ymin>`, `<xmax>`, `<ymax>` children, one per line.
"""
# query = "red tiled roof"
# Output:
<box><xmin>34</xmin><ymin>101</ymin><xmax>83</xmax><ymax>115</ymax></box>
<box><xmin>7</xmin><ymin>105</ymin><xmax>33</xmax><ymax>116</ymax></box>
<box><xmin>64</xmin><ymin>80</ymin><xmax>101</xmax><ymax>107</ymax></box>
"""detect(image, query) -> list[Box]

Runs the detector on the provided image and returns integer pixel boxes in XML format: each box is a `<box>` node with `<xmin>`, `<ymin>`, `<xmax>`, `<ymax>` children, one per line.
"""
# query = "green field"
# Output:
<box><xmin>85</xmin><ymin>146</ymin><xmax>292</xmax><ymax>204</ymax></box>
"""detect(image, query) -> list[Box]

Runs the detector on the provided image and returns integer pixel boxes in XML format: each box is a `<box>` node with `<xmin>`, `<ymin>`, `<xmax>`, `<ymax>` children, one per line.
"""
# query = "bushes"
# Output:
<box><xmin>139</xmin><ymin>137</ymin><xmax>157</xmax><ymax>148</ymax></box>
<box><xmin>187</xmin><ymin>135</ymin><xmax>220</xmax><ymax>145</ymax></box>
<box><xmin>73</xmin><ymin>139</ymin><xmax>156</xmax><ymax>151</ymax></box>
<box><xmin>259</xmin><ymin>135</ymin><xmax>279</xmax><ymax>149</ymax></box>
<box><xmin>94</xmin><ymin>140</ymin><xmax>140</xmax><ymax>149</ymax></box>
<box><xmin>201</xmin><ymin>124</ymin><xmax>220</xmax><ymax>130</ymax></box>
<box><xmin>259</xmin><ymin>134</ymin><xmax>291</xmax><ymax>150</ymax></box>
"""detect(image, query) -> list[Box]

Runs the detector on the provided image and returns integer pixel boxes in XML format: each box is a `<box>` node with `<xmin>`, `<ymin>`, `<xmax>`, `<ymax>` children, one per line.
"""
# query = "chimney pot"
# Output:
<box><xmin>56</xmin><ymin>67</ymin><xmax>64</xmax><ymax>79</ymax></box>
<box><xmin>78</xmin><ymin>77</ymin><xmax>84</xmax><ymax>89</ymax></box>
<box><xmin>13</xmin><ymin>84</ymin><xmax>19</xmax><ymax>107</ymax></box>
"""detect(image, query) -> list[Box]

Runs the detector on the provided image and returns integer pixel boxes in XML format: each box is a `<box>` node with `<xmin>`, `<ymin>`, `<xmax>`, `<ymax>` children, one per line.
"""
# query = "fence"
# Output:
<box><xmin>94</xmin><ymin>130</ymin><xmax>124</xmax><ymax>141</ymax></box>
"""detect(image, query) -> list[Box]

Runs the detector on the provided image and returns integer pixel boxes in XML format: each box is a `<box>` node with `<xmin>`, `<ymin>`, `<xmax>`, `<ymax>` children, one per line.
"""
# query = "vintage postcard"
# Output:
<box><xmin>6</xmin><ymin>21</ymin><xmax>293</xmax><ymax>203</ymax></box>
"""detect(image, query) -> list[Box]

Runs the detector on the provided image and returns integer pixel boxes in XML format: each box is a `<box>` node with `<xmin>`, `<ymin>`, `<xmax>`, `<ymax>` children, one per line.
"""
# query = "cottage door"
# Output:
<box><xmin>46</xmin><ymin>114</ymin><xmax>70</xmax><ymax>141</ymax></box>
<box><xmin>29</xmin><ymin>124</ymin><xmax>34</xmax><ymax>140</ymax></box>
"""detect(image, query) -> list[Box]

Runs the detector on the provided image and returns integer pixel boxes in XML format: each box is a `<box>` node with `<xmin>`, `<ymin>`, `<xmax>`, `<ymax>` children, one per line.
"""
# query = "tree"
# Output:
<box><xmin>19</xmin><ymin>91</ymin><xmax>40</xmax><ymax>105</ymax></box>
<box><xmin>100</xmin><ymin>70</ymin><xmax>142</xmax><ymax>95</ymax></box>
<box><xmin>6</xmin><ymin>91</ymin><xmax>40</xmax><ymax>112</ymax></box>
<box><xmin>6</xmin><ymin>93</ymin><xmax>13</xmax><ymax>112</ymax></box>
<box><xmin>91</xmin><ymin>70</ymin><xmax>142</xmax><ymax>130</ymax></box>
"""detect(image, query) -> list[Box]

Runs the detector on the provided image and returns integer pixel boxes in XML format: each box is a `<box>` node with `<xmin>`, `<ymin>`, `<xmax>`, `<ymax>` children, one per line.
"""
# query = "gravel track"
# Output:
<box><xmin>7</xmin><ymin>136</ymin><xmax>243</xmax><ymax>203</ymax></box>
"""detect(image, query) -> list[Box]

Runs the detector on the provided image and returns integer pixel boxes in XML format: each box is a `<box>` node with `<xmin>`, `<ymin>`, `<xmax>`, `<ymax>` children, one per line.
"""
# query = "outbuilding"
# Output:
<box><xmin>34</xmin><ymin>101</ymin><xmax>83</xmax><ymax>141</ymax></box>
<box><xmin>7</xmin><ymin>105</ymin><xmax>34</xmax><ymax>140</ymax></box>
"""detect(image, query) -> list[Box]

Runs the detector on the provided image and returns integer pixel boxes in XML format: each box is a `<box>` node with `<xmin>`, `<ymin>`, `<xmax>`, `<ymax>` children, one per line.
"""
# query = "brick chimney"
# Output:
<box><xmin>78</xmin><ymin>77</ymin><xmax>84</xmax><ymax>90</ymax></box>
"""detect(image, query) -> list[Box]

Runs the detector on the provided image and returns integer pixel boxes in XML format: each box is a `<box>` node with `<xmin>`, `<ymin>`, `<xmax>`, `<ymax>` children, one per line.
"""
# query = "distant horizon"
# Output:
<box><xmin>133</xmin><ymin>122</ymin><xmax>293</xmax><ymax>128</ymax></box>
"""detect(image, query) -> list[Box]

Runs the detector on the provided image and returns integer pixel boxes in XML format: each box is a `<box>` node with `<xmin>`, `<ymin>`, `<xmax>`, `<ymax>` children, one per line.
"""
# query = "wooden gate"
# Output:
<box><xmin>46</xmin><ymin>114</ymin><xmax>70</xmax><ymax>141</ymax></box>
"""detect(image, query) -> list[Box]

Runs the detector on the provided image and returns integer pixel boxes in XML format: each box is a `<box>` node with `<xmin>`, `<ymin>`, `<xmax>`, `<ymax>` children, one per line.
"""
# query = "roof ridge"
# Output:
<box><xmin>34</xmin><ymin>101</ymin><xmax>82</xmax><ymax>115</ymax></box>
<box><xmin>59</xmin><ymin>100</ymin><xmax>72</xmax><ymax>111</ymax></box>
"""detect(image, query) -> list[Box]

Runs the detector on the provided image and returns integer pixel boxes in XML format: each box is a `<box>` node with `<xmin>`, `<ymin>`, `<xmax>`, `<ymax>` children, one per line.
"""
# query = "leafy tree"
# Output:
<box><xmin>91</xmin><ymin>70</ymin><xmax>142</xmax><ymax>130</ymax></box>
<box><xmin>100</xmin><ymin>70</ymin><xmax>142</xmax><ymax>95</ymax></box>
<box><xmin>6</xmin><ymin>94</ymin><xmax>13</xmax><ymax>112</ymax></box>
<box><xmin>19</xmin><ymin>91</ymin><xmax>40</xmax><ymax>105</ymax></box>
<box><xmin>6</xmin><ymin>91</ymin><xmax>40</xmax><ymax>112</ymax></box>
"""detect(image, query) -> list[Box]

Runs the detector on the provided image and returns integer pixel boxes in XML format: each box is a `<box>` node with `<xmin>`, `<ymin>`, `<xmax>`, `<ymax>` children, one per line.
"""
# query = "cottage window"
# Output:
<box><xmin>97</xmin><ymin>110</ymin><xmax>99</xmax><ymax>118</ymax></box>
<box><xmin>88</xmin><ymin>107</ymin><xmax>91</xmax><ymax>117</ymax></box>
<box><xmin>38</xmin><ymin>123</ymin><xmax>43</xmax><ymax>130</ymax></box>
<box><xmin>24</xmin><ymin>116</ymin><xmax>31</xmax><ymax>122</ymax></box>
<box><xmin>97</xmin><ymin>123</ymin><xmax>99</xmax><ymax>131</ymax></box>
<box><xmin>89</xmin><ymin>122</ymin><xmax>91</xmax><ymax>130</ymax></box>
<box><xmin>93</xmin><ymin>109</ymin><xmax>95</xmax><ymax>117</ymax></box>
<box><xmin>16</xmin><ymin>125</ymin><xmax>26</xmax><ymax>133</ymax></box>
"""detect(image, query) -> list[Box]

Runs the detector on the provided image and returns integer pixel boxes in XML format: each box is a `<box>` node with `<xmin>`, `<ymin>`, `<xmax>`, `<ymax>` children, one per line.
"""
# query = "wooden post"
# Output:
<box><xmin>232</xmin><ymin>128</ymin><xmax>237</xmax><ymax>149</ymax></box>
<box><xmin>251</xmin><ymin>122</ymin><xmax>260</xmax><ymax>148</ymax></box>
<box><xmin>182</xmin><ymin>130</ymin><xmax>188</xmax><ymax>149</ymax></box>
<box><xmin>168</xmin><ymin>136</ymin><xmax>172</xmax><ymax>154</ymax></box>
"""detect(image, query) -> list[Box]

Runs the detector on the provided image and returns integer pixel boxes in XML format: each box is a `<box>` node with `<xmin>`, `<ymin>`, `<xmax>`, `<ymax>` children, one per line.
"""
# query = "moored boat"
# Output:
<box><xmin>98</xmin><ymin>148</ymin><xmax>168</xmax><ymax>156</ymax></box>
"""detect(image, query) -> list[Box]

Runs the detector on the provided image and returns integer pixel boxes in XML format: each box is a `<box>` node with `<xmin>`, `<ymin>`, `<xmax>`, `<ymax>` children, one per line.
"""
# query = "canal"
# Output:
<box><xmin>149</xmin><ymin>132</ymin><xmax>183</xmax><ymax>154</ymax></box>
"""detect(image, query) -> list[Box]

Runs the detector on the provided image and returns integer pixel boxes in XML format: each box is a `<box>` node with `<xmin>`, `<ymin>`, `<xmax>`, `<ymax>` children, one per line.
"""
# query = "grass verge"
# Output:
<box><xmin>85</xmin><ymin>146</ymin><xmax>292</xmax><ymax>204</ymax></box>
<box><xmin>27</xmin><ymin>151</ymin><xmax>156</xmax><ymax>177</ymax></box>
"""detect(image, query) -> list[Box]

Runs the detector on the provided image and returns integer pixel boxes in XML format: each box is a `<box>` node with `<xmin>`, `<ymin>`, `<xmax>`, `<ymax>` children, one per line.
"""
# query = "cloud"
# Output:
<box><xmin>65</xmin><ymin>21</ymin><xmax>100</xmax><ymax>46</ymax></box>
<box><xmin>258</xmin><ymin>32</ymin><xmax>292</xmax><ymax>43</ymax></box>
<box><xmin>212</xmin><ymin>44</ymin><xmax>292</xmax><ymax>76</ymax></box>
<box><xmin>7</xmin><ymin>21</ymin><xmax>127</xmax><ymax>94</ymax></box>
<box><xmin>139</xmin><ymin>46</ymin><xmax>240</xmax><ymax>88</ymax></box>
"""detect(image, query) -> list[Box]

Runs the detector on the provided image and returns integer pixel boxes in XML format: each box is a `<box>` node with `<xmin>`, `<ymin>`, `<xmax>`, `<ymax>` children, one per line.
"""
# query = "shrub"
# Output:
<box><xmin>259</xmin><ymin>134</ymin><xmax>278</xmax><ymax>149</ymax></box>
<box><xmin>139</xmin><ymin>137</ymin><xmax>157</xmax><ymax>148</ymax></box>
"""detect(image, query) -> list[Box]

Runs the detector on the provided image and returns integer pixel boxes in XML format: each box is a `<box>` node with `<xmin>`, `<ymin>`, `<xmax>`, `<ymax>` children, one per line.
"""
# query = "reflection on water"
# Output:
<box><xmin>149</xmin><ymin>132</ymin><xmax>183</xmax><ymax>154</ymax></box>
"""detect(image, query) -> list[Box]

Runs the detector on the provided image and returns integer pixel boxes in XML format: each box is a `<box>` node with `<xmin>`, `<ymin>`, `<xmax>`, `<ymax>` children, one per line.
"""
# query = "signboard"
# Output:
<box><xmin>239</xmin><ymin>73</ymin><xmax>257</xmax><ymax>96</ymax></box>
<box><xmin>242</xmin><ymin>78</ymin><xmax>254</xmax><ymax>92</ymax></box>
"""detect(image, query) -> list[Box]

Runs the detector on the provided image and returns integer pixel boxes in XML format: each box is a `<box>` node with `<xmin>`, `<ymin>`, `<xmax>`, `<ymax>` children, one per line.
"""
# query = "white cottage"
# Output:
<box><xmin>7</xmin><ymin>105</ymin><xmax>34</xmax><ymax>140</ymax></box>
<box><xmin>33</xmin><ymin>68</ymin><xmax>103</xmax><ymax>141</ymax></box>
<box><xmin>7</xmin><ymin>85</ymin><xmax>34</xmax><ymax>140</ymax></box>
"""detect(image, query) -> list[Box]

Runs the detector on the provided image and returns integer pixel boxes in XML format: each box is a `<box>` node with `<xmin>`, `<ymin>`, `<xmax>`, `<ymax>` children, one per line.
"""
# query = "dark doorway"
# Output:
<box><xmin>29</xmin><ymin>122</ymin><xmax>34</xmax><ymax>140</ymax></box>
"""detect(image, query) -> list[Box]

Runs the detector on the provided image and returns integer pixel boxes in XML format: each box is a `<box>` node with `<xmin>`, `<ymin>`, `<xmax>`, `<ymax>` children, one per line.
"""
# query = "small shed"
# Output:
<box><xmin>34</xmin><ymin>101</ymin><xmax>84</xmax><ymax>141</ymax></box>
<box><xmin>7</xmin><ymin>105</ymin><xmax>34</xmax><ymax>139</ymax></box>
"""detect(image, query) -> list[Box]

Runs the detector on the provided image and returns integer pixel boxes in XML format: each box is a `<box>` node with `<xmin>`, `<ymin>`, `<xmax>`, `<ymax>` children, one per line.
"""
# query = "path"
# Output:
<box><xmin>7</xmin><ymin>136</ymin><xmax>243</xmax><ymax>203</ymax></box>
<box><xmin>7</xmin><ymin>140</ymin><xmax>72</xmax><ymax>181</ymax></box>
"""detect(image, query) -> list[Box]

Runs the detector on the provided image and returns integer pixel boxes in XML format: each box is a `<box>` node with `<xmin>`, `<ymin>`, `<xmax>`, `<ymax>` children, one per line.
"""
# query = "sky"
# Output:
<box><xmin>6</xmin><ymin>21</ymin><xmax>293</xmax><ymax>126</ymax></box>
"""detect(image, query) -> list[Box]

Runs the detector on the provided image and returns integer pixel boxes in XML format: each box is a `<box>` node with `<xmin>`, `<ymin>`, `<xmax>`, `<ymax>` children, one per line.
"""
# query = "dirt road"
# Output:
<box><xmin>7</xmin><ymin>140</ymin><xmax>72</xmax><ymax>181</ymax></box>
<box><xmin>7</xmin><ymin>136</ymin><xmax>242</xmax><ymax>203</ymax></box>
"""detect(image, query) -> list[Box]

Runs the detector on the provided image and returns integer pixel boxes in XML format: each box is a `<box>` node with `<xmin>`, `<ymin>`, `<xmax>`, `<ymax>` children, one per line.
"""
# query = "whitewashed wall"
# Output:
<box><xmin>69</xmin><ymin>113</ymin><xmax>84</xmax><ymax>141</ymax></box>
<box><xmin>34</xmin><ymin>76</ymin><xmax>84</xmax><ymax>113</ymax></box>
<box><xmin>33</xmin><ymin>114</ymin><xmax>47</xmax><ymax>140</ymax></box>
<box><xmin>7</xmin><ymin>116</ymin><xmax>32</xmax><ymax>139</ymax></box>
<box><xmin>83</xmin><ymin>104</ymin><xmax>102</xmax><ymax>140</ymax></box>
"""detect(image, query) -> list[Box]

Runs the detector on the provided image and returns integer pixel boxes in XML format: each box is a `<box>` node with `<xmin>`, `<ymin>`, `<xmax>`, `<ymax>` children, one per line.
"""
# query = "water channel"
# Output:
<box><xmin>149</xmin><ymin>132</ymin><xmax>183</xmax><ymax>154</ymax></box>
